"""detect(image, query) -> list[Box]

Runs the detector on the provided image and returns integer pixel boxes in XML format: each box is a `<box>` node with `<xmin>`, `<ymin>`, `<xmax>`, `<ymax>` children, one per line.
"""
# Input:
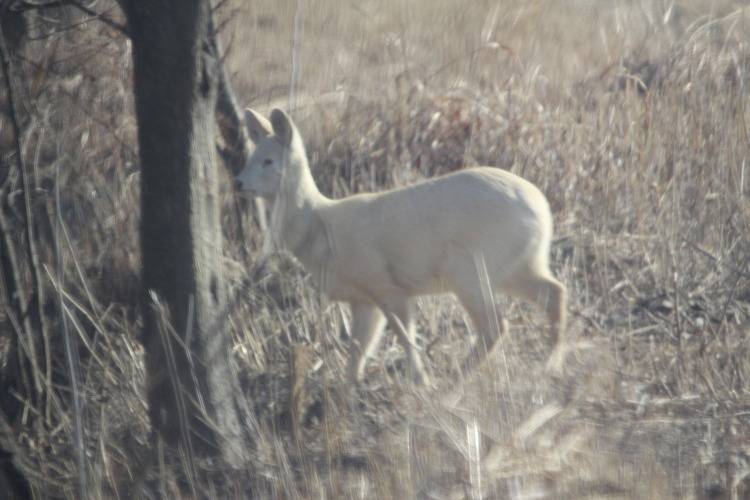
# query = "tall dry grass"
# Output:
<box><xmin>2</xmin><ymin>0</ymin><xmax>750</xmax><ymax>498</ymax></box>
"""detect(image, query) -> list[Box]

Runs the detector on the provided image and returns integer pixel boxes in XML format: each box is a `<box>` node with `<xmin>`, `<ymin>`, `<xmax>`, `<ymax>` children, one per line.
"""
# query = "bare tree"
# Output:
<box><xmin>117</xmin><ymin>0</ymin><xmax>249</xmax><ymax>465</ymax></box>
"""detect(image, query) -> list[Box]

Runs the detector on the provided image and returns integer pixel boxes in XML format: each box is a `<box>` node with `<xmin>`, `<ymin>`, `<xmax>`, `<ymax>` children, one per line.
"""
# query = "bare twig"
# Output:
<box><xmin>0</xmin><ymin>409</ymin><xmax>34</xmax><ymax>498</ymax></box>
<box><xmin>208</xmin><ymin>7</ymin><xmax>251</xmax><ymax>174</ymax></box>
<box><xmin>0</xmin><ymin>10</ymin><xmax>52</xmax><ymax>420</ymax></box>
<box><xmin>13</xmin><ymin>0</ymin><xmax>129</xmax><ymax>37</ymax></box>
<box><xmin>682</xmin><ymin>237</ymin><xmax>750</xmax><ymax>280</ymax></box>
<box><xmin>54</xmin><ymin>160</ymin><xmax>87</xmax><ymax>499</ymax></box>
<box><xmin>67</xmin><ymin>0</ymin><xmax>128</xmax><ymax>36</ymax></box>
<box><xmin>0</xmin><ymin>185</ymin><xmax>35</xmax><ymax>402</ymax></box>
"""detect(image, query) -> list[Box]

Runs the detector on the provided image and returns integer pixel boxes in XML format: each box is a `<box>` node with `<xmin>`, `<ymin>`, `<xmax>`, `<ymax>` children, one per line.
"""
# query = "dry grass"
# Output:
<box><xmin>3</xmin><ymin>0</ymin><xmax>750</xmax><ymax>498</ymax></box>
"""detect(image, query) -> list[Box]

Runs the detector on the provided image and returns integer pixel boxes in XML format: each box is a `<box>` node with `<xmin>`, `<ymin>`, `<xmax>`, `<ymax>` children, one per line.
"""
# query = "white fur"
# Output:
<box><xmin>237</xmin><ymin>108</ymin><xmax>567</xmax><ymax>385</ymax></box>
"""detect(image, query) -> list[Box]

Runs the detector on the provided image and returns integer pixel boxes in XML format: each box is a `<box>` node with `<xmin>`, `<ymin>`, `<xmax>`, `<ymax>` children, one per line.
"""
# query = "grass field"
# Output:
<box><xmin>3</xmin><ymin>0</ymin><xmax>750</xmax><ymax>498</ymax></box>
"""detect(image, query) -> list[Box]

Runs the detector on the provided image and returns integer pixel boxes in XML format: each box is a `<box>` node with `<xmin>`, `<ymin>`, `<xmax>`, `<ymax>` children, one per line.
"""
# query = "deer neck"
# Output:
<box><xmin>271</xmin><ymin>158</ymin><xmax>330</xmax><ymax>269</ymax></box>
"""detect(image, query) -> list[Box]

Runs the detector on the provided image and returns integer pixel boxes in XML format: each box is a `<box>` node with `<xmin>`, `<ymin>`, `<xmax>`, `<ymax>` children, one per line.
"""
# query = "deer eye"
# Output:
<box><xmin>263</xmin><ymin>158</ymin><xmax>273</xmax><ymax>166</ymax></box>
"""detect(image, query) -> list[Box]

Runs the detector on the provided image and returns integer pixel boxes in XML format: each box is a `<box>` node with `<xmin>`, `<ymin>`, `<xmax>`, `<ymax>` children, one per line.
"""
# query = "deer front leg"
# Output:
<box><xmin>346</xmin><ymin>302</ymin><xmax>387</xmax><ymax>384</ymax></box>
<box><xmin>383</xmin><ymin>299</ymin><xmax>430</xmax><ymax>386</ymax></box>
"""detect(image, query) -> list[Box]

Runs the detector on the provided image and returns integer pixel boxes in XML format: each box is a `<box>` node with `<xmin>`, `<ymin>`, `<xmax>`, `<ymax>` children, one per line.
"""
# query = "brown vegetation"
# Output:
<box><xmin>1</xmin><ymin>0</ymin><xmax>749</xmax><ymax>498</ymax></box>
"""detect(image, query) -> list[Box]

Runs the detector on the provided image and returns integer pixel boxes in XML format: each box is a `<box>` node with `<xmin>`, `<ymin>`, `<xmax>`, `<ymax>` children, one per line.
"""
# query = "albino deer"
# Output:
<box><xmin>236</xmin><ymin>108</ymin><xmax>567</xmax><ymax>385</ymax></box>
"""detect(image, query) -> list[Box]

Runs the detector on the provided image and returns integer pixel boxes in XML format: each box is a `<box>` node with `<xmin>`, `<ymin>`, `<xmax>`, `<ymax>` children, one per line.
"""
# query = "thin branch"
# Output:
<box><xmin>682</xmin><ymin>237</ymin><xmax>750</xmax><ymax>280</ymax></box>
<box><xmin>211</xmin><ymin>0</ymin><xmax>230</xmax><ymax>15</ymax></box>
<box><xmin>0</xmin><ymin>11</ymin><xmax>53</xmax><ymax>421</ymax></box>
<box><xmin>54</xmin><ymin>160</ymin><xmax>87</xmax><ymax>499</ymax></box>
<box><xmin>213</xmin><ymin>16</ymin><xmax>233</xmax><ymax>41</ymax></box>
<box><xmin>208</xmin><ymin>7</ymin><xmax>251</xmax><ymax>174</ymax></box>
<box><xmin>67</xmin><ymin>0</ymin><xmax>128</xmax><ymax>36</ymax></box>
<box><xmin>13</xmin><ymin>0</ymin><xmax>129</xmax><ymax>37</ymax></box>
<box><xmin>0</xmin><ymin>193</ymin><xmax>36</xmax><ymax>402</ymax></box>
<box><xmin>0</xmin><ymin>409</ymin><xmax>33</xmax><ymax>499</ymax></box>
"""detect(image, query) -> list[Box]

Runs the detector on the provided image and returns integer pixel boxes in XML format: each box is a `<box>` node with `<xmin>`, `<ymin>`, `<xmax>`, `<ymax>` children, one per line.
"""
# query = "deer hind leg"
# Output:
<box><xmin>456</xmin><ymin>285</ymin><xmax>508</xmax><ymax>375</ymax></box>
<box><xmin>347</xmin><ymin>302</ymin><xmax>386</xmax><ymax>384</ymax></box>
<box><xmin>504</xmin><ymin>268</ymin><xmax>567</xmax><ymax>371</ymax></box>
<box><xmin>381</xmin><ymin>299</ymin><xmax>429</xmax><ymax>386</ymax></box>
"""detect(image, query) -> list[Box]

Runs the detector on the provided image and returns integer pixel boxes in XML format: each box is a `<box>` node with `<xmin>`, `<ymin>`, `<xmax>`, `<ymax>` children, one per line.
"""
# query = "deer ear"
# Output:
<box><xmin>270</xmin><ymin>108</ymin><xmax>295</xmax><ymax>147</ymax></box>
<box><xmin>244</xmin><ymin>108</ymin><xmax>273</xmax><ymax>143</ymax></box>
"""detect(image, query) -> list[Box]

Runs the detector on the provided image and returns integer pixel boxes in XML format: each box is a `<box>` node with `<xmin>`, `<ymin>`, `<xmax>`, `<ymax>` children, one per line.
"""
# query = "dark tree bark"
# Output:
<box><xmin>119</xmin><ymin>0</ymin><xmax>248</xmax><ymax>465</ymax></box>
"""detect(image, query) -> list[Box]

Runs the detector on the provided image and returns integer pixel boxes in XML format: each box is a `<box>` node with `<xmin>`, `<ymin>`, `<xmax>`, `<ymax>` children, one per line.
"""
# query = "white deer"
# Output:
<box><xmin>236</xmin><ymin>108</ymin><xmax>567</xmax><ymax>385</ymax></box>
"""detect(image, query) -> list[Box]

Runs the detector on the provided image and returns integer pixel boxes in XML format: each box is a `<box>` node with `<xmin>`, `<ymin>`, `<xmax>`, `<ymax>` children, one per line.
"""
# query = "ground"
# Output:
<box><xmin>2</xmin><ymin>0</ymin><xmax>750</xmax><ymax>498</ymax></box>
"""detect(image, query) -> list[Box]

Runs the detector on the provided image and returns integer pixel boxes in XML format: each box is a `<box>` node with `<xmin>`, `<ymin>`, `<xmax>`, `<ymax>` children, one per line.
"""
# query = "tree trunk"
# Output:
<box><xmin>121</xmin><ymin>0</ymin><xmax>247</xmax><ymax>465</ymax></box>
